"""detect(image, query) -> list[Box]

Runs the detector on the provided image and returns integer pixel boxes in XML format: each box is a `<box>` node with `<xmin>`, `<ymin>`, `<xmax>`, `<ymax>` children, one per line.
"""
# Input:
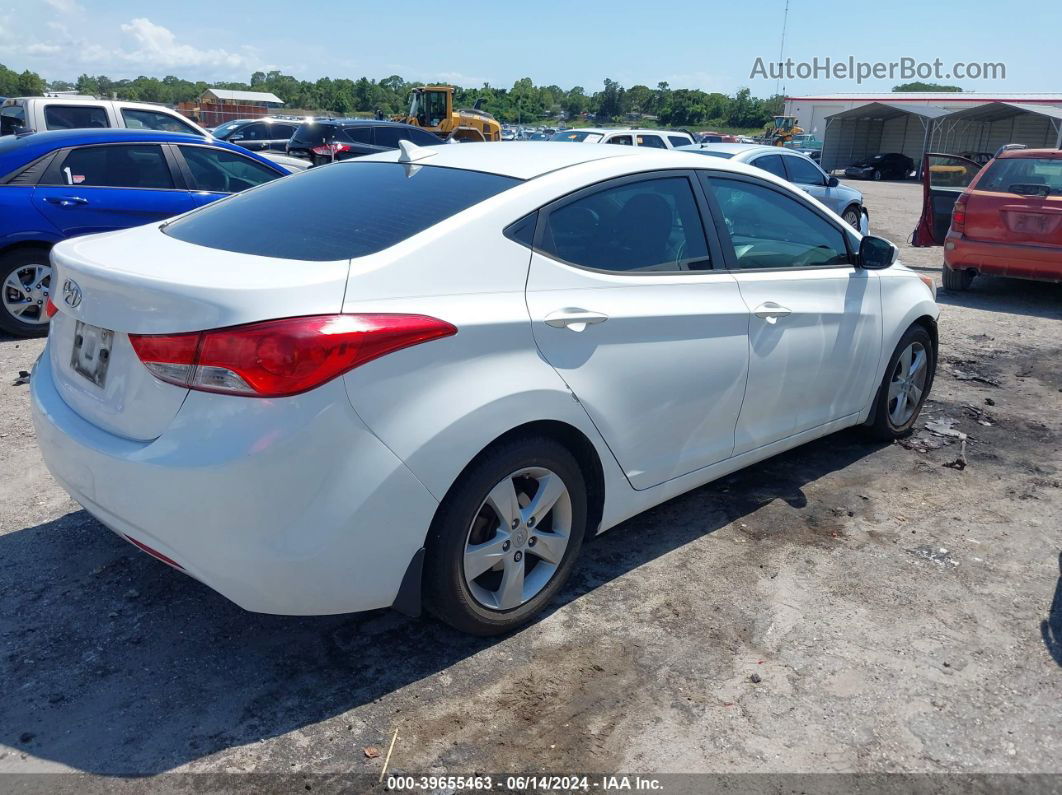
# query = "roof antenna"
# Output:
<box><xmin>777</xmin><ymin>0</ymin><xmax>790</xmax><ymax>98</ymax></box>
<box><xmin>397</xmin><ymin>139</ymin><xmax>438</xmax><ymax>163</ymax></box>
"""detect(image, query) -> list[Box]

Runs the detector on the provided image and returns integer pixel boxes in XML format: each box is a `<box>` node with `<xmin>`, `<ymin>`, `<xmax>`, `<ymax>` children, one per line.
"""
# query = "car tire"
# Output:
<box><xmin>872</xmin><ymin>169</ymin><xmax>882</xmax><ymax>181</ymax></box>
<box><xmin>0</xmin><ymin>247</ymin><xmax>52</xmax><ymax>338</ymax></box>
<box><xmin>841</xmin><ymin>205</ymin><xmax>862</xmax><ymax>228</ymax></box>
<box><xmin>866</xmin><ymin>325</ymin><xmax>936</xmax><ymax>441</ymax></box>
<box><xmin>942</xmin><ymin>265</ymin><xmax>974</xmax><ymax>291</ymax></box>
<box><xmin>423</xmin><ymin>436</ymin><xmax>587</xmax><ymax>636</ymax></box>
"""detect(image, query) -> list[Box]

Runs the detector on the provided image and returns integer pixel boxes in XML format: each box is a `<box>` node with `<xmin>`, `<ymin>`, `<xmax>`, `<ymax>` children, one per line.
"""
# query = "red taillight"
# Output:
<box><xmin>310</xmin><ymin>143</ymin><xmax>350</xmax><ymax>157</ymax></box>
<box><xmin>951</xmin><ymin>192</ymin><xmax>969</xmax><ymax>234</ymax></box>
<box><xmin>45</xmin><ymin>297</ymin><xmax>58</xmax><ymax>318</ymax></box>
<box><xmin>128</xmin><ymin>314</ymin><xmax>456</xmax><ymax>398</ymax></box>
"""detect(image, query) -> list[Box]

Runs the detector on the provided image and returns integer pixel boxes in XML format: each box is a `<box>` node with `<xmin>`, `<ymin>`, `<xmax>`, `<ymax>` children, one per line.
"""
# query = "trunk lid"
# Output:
<box><xmin>47</xmin><ymin>223</ymin><xmax>351</xmax><ymax>441</ymax></box>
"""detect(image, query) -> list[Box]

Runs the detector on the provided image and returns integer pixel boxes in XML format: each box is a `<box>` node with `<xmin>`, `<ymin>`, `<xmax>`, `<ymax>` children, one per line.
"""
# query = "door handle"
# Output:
<box><xmin>45</xmin><ymin>196</ymin><xmax>88</xmax><ymax>207</ymax></box>
<box><xmin>544</xmin><ymin>308</ymin><xmax>609</xmax><ymax>332</ymax></box>
<box><xmin>753</xmin><ymin>302</ymin><xmax>792</xmax><ymax>324</ymax></box>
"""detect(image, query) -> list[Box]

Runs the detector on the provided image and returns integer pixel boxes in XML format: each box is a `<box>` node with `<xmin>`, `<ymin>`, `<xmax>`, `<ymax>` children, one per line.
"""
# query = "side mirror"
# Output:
<box><xmin>858</xmin><ymin>235</ymin><xmax>897</xmax><ymax>270</ymax></box>
<box><xmin>827</xmin><ymin>175</ymin><xmax>839</xmax><ymax>187</ymax></box>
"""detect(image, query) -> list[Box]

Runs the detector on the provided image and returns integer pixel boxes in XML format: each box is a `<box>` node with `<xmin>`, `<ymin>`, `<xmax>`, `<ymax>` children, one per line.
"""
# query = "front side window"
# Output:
<box><xmin>637</xmin><ymin>134</ymin><xmax>666</xmax><ymax>149</ymax></box>
<box><xmin>606</xmin><ymin>135</ymin><xmax>633</xmax><ymax>146</ymax></box>
<box><xmin>782</xmin><ymin>156</ymin><xmax>825</xmax><ymax>186</ymax></box>
<box><xmin>668</xmin><ymin>135</ymin><xmax>692</xmax><ymax>148</ymax></box>
<box><xmin>705</xmin><ymin>176</ymin><xmax>850</xmax><ymax>269</ymax></box>
<box><xmin>50</xmin><ymin>144</ymin><xmax>173</xmax><ymax>189</ymax></box>
<box><xmin>750</xmin><ymin>154</ymin><xmax>786</xmax><ymax>179</ymax></box>
<box><xmin>179</xmin><ymin>146</ymin><xmax>280</xmax><ymax>193</ymax></box>
<box><xmin>122</xmin><ymin>108</ymin><xmax>199</xmax><ymax>134</ymax></box>
<box><xmin>540</xmin><ymin>176</ymin><xmax>710</xmax><ymax>273</ymax></box>
<box><xmin>45</xmin><ymin>105</ymin><xmax>108</xmax><ymax>130</ymax></box>
<box><xmin>164</xmin><ymin>162</ymin><xmax>520</xmax><ymax>261</ymax></box>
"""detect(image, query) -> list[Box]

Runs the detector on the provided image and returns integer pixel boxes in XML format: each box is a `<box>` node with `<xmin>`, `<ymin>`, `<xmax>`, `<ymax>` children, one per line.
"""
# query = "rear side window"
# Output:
<box><xmin>343</xmin><ymin>126</ymin><xmax>373</xmax><ymax>144</ymax></box>
<box><xmin>163</xmin><ymin>162</ymin><xmax>520</xmax><ymax>261</ymax></box>
<box><xmin>637</xmin><ymin>134</ymin><xmax>666</xmax><ymax>149</ymax></box>
<box><xmin>48</xmin><ymin>144</ymin><xmax>173</xmax><ymax>189</ymax></box>
<box><xmin>121</xmin><ymin>108</ymin><xmax>199</xmax><ymax>134</ymax></box>
<box><xmin>606</xmin><ymin>135</ymin><xmax>633</xmax><ymax>146</ymax></box>
<box><xmin>45</xmin><ymin>105</ymin><xmax>109</xmax><ymax>130</ymax></box>
<box><xmin>539</xmin><ymin>176</ymin><xmax>710</xmax><ymax>272</ymax></box>
<box><xmin>750</xmin><ymin>154</ymin><xmax>786</xmax><ymax>179</ymax></box>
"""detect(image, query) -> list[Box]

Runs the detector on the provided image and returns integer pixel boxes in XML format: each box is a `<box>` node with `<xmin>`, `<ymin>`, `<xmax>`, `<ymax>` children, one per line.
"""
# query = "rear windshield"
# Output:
<box><xmin>978</xmin><ymin>157</ymin><xmax>1062</xmax><ymax>196</ymax></box>
<box><xmin>551</xmin><ymin>131</ymin><xmax>601</xmax><ymax>143</ymax></box>
<box><xmin>290</xmin><ymin>122</ymin><xmax>339</xmax><ymax>146</ymax></box>
<box><xmin>163</xmin><ymin>162</ymin><xmax>520</xmax><ymax>261</ymax></box>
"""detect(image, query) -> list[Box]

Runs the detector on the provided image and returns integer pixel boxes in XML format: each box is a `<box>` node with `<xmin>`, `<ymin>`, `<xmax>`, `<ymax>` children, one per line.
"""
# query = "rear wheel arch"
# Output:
<box><xmin>436</xmin><ymin>420</ymin><xmax>606</xmax><ymax>541</ymax></box>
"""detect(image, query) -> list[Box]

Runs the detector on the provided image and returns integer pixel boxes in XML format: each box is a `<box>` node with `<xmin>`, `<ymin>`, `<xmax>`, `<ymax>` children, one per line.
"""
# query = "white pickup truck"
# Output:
<box><xmin>0</xmin><ymin>97</ymin><xmax>207</xmax><ymax>137</ymax></box>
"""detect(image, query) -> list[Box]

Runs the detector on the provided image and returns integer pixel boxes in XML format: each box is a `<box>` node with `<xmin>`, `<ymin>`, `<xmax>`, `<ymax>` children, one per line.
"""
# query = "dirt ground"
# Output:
<box><xmin>0</xmin><ymin>179</ymin><xmax>1059</xmax><ymax>786</ymax></box>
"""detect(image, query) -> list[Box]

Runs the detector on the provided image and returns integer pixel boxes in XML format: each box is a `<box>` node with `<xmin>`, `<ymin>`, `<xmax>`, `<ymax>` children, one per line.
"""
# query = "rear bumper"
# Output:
<box><xmin>30</xmin><ymin>344</ymin><xmax>439</xmax><ymax>615</ymax></box>
<box><xmin>944</xmin><ymin>232</ymin><xmax>1062</xmax><ymax>282</ymax></box>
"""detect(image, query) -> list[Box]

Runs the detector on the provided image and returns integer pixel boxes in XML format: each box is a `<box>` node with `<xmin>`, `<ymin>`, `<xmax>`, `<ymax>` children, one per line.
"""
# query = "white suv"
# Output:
<box><xmin>551</xmin><ymin>127</ymin><xmax>695</xmax><ymax>149</ymax></box>
<box><xmin>0</xmin><ymin>97</ymin><xmax>207</xmax><ymax>137</ymax></box>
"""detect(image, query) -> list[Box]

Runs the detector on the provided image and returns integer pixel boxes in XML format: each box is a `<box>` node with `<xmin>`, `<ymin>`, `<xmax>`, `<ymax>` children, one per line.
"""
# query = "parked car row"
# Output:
<box><xmin>0</xmin><ymin>129</ymin><xmax>287</xmax><ymax>334</ymax></box>
<box><xmin>30</xmin><ymin>141</ymin><xmax>938</xmax><ymax>635</ymax></box>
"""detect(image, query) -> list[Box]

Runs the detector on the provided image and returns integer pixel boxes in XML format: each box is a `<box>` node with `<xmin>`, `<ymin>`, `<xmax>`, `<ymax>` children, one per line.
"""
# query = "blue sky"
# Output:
<box><xmin>1</xmin><ymin>0</ymin><xmax>1054</xmax><ymax>96</ymax></box>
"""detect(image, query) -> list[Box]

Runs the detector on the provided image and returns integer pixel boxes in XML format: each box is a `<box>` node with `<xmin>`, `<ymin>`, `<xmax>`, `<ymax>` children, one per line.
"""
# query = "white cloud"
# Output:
<box><xmin>117</xmin><ymin>17</ymin><xmax>250</xmax><ymax>71</ymax></box>
<box><xmin>43</xmin><ymin>0</ymin><xmax>83</xmax><ymax>13</ymax></box>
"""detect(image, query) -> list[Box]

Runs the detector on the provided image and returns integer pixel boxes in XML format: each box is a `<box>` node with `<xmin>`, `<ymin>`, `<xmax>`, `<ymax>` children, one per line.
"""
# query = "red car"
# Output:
<box><xmin>914</xmin><ymin>148</ymin><xmax>1062</xmax><ymax>290</ymax></box>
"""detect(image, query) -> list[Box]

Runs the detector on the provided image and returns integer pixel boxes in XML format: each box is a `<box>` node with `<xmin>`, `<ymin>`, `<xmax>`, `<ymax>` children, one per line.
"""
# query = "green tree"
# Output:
<box><xmin>893</xmin><ymin>82</ymin><xmax>962</xmax><ymax>92</ymax></box>
<box><xmin>17</xmin><ymin>69</ymin><xmax>46</xmax><ymax>96</ymax></box>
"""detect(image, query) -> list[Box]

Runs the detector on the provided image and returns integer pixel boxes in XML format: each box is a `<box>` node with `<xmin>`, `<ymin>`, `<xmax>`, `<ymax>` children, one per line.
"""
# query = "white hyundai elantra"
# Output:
<box><xmin>32</xmin><ymin>142</ymin><xmax>938</xmax><ymax>635</ymax></box>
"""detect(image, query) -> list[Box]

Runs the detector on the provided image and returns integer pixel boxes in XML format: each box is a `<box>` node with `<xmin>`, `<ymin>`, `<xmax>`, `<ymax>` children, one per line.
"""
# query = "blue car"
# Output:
<box><xmin>0</xmin><ymin>129</ymin><xmax>288</xmax><ymax>336</ymax></box>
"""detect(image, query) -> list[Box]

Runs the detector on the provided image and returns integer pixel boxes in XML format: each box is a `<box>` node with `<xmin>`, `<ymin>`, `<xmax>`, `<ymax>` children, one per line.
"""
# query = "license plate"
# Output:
<box><xmin>71</xmin><ymin>320</ymin><xmax>114</xmax><ymax>388</ymax></box>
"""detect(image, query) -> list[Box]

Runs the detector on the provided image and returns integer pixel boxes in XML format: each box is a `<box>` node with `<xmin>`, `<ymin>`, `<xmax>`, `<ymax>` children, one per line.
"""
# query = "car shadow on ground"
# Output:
<box><xmin>936</xmin><ymin>277</ymin><xmax>1062</xmax><ymax>321</ymax></box>
<box><xmin>0</xmin><ymin>430</ymin><xmax>885</xmax><ymax>775</ymax></box>
<box><xmin>1043</xmin><ymin>552</ymin><xmax>1062</xmax><ymax>667</ymax></box>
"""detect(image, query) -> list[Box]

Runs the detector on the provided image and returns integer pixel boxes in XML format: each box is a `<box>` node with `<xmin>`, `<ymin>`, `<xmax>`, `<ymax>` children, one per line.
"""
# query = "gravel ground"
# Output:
<box><xmin>0</xmin><ymin>179</ymin><xmax>1059</xmax><ymax>785</ymax></box>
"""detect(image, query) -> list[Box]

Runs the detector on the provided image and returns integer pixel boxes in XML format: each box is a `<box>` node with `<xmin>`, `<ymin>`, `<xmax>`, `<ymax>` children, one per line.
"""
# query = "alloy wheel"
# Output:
<box><xmin>887</xmin><ymin>341</ymin><xmax>928</xmax><ymax>426</ymax></box>
<box><xmin>463</xmin><ymin>466</ymin><xmax>572</xmax><ymax>611</ymax></box>
<box><xmin>2</xmin><ymin>263</ymin><xmax>52</xmax><ymax>326</ymax></box>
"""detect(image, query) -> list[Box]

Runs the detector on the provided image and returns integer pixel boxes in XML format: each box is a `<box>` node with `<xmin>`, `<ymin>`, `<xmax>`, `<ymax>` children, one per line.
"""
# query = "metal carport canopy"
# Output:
<box><xmin>934</xmin><ymin>102</ymin><xmax>1062</xmax><ymax>150</ymax></box>
<box><xmin>820</xmin><ymin>102</ymin><xmax>951</xmax><ymax>173</ymax></box>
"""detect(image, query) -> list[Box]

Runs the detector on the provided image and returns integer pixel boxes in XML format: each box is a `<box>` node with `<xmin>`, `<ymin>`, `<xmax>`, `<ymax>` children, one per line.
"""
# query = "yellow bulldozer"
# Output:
<box><xmin>394</xmin><ymin>85</ymin><xmax>501</xmax><ymax>142</ymax></box>
<box><xmin>765</xmin><ymin>115</ymin><xmax>803</xmax><ymax>146</ymax></box>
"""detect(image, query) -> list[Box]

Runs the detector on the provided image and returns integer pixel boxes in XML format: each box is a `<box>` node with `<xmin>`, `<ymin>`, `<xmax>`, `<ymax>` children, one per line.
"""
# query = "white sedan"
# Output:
<box><xmin>32</xmin><ymin>142</ymin><xmax>938</xmax><ymax>635</ymax></box>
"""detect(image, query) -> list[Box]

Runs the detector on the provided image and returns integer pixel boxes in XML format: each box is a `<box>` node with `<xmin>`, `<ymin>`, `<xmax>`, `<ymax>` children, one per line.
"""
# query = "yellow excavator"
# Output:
<box><xmin>394</xmin><ymin>86</ymin><xmax>501</xmax><ymax>142</ymax></box>
<box><xmin>765</xmin><ymin>115</ymin><xmax>803</xmax><ymax>146</ymax></box>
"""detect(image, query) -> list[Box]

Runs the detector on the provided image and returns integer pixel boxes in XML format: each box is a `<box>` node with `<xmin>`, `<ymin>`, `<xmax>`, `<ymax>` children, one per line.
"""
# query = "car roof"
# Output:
<box><xmin>356</xmin><ymin>140</ymin><xmax>652</xmax><ymax>179</ymax></box>
<box><xmin>298</xmin><ymin>118</ymin><xmax>422</xmax><ymax>129</ymax></box>
<box><xmin>0</xmin><ymin>128</ymin><xmax>285</xmax><ymax>174</ymax></box>
<box><xmin>565</xmin><ymin>128</ymin><xmax>692</xmax><ymax>137</ymax></box>
<box><xmin>682</xmin><ymin>142</ymin><xmax>776</xmax><ymax>156</ymax></box>
<box><xmin>997</xmin><ymin>148</ymin><xmax>1062</xmax><ymax>159</ymax></box>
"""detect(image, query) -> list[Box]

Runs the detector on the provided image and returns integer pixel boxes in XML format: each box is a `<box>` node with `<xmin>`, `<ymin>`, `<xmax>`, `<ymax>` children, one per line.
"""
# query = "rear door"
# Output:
<box><xmin>912</xmin><ymin>153</ymin><xmax>982</xmax><ymax>246</ymax></box>
<box><xmin>700</xmin><ymin>172</ymin><xmax>882</xmax><ymax>452</ymax></box>
<box><xmin>32</xmin><ymin>143</ymin><xmax>193</xmax><ymax>236</ymax></box>
<box><xmin>524</xmin><ymin>170</ymin><xmax>750</xmax><ymax>489</ymax></box>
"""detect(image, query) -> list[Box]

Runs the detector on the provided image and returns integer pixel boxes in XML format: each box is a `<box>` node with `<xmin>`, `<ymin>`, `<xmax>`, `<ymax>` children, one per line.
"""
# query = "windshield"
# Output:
<box><xmin>978</xmin><ymin>157</ymin><xmax>1062</xmax><ymax>196</ymax></box>
<box><xmin>212</xmin><ymin>120</ymin><xmax>244</xmax><ymax>138</ymax></box>
<box><xmin>163</xmin><ymin>162</ymin><xmax>520</xmax><ymax>260</ymax></box>
<box><xmin>550</xmin><ymin>131</ymin><xmax>602</xmax><ymax>143</ymax></box>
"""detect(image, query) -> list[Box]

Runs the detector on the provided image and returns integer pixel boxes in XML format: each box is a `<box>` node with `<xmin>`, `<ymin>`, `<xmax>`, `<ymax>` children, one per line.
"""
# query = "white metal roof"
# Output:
<box><xmin>201</xmin><ymin>89</ymin><xmax>284</xmax><ymax>105</ymax></box>
<box><xmin>787</xmin><ymin>92</ymin><xmax>1062</xmax><ymax>103</ymax></box>
<box><xmin>824</xmin><ymin>102</ymin><xmax>953</xmax><ymax>121</ymax></box>
<box><xmin>939</xmin><ymin>101</ymin><xmax>1062</xmax><ymax>123</ymax></box>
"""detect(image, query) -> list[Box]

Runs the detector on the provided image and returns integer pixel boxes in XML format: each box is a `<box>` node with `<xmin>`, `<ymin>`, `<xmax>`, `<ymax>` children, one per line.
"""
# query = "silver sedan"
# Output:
<box><xmin>678</xmin><ymin>143</ymin><xmax>867</xmax><ymax>231</ymax></box>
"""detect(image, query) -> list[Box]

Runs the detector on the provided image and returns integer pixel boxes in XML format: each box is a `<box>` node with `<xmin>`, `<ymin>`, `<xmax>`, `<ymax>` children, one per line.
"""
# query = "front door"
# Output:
<box><xmin>524</xmin><ymin>172</ymin><xmax>750</xmax><ymax>490</ymax></box>
<box><xmin>701</xmin><ymin>172</ymin><xmax>882</xmax><ymax>453</ymax></box>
